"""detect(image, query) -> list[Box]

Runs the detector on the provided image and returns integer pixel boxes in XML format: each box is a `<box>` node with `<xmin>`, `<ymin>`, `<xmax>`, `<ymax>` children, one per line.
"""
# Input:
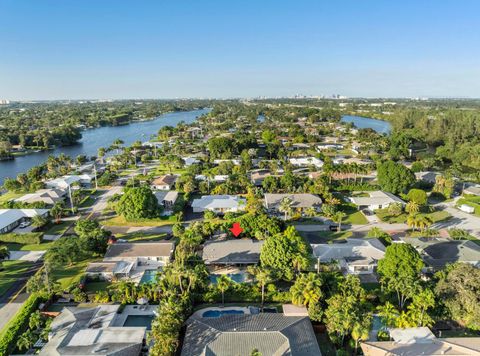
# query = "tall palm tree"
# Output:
<box><xmin>16</xmin><ymin>330</ymin><xmax>35</xmax><ymax>351</ymax></box>
<box><xmin>405</xmin><ymin>201</ymin><xmax>420</xmax><ymax>215</ymax></box>
<box><xmin>333</xmin><ymin>211</ymin><xmax>347</xmax><ymax>232</ymax></box>
<box><xmin>247</xmin><ymin>266</ymin><xmax>272</xmax><ymax>310</ymax></box>
<box><xmin>279</xmin><ymin>197</ymin><xmax>293</xmax><ymax>221</ymax></box>
<box><xmin>217</xmin><ymin>275</ymin><xmax>232</xmax><ymax>306</ymax></box>
<box><xmin>0</xmin><ymin>245</ymin><xmax>10</xmax><ymax>261</ymax></box>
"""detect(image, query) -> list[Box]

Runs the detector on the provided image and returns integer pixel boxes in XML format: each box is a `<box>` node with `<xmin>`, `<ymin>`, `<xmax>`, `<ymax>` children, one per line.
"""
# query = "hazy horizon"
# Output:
<box><xmin>1</xmin><ymin>0</ymin><xmax>480</xmax><ymax>100</ymax></box>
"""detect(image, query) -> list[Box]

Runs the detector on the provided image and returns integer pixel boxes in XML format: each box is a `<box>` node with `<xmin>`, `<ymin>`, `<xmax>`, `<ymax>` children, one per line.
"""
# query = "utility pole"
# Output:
<box><xmin>93</xmin><ymin>164</ymin><xmax>98</xmax><ymax>190</ymax></box>
<box><xmin>316</xmin><ymin>256</ymin><xmax>320</xmax><ymax>274</ymax></box>
<box><xmin>68</xmin><ymin>184</ymin><xmax>74</xmax><ymax>214</ymax></box>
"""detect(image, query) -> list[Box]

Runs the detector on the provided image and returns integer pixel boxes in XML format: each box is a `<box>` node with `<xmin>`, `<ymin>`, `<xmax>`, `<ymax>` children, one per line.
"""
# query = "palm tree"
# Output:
<box><xmin>305</xmin><ymin>207</ymin><xmax>317</xmax><ymax>219</ymax></box>
<box><xmin>405</xmin><ymin>201</ymin><xmax>420</xmax><ymax>215</ymax></box>
<box><xmin>0</xmin><ymin>245</ymin><xmax>10</xmax><ymax>261</ymax></box>
<box><xmin>31</xmin><ymin>215</ymin><xmax>48</xmax><ymax>229</ymax></box>
<box><xmin>352</xmin><ymin>319</ymin><xmax>371</xmax><ymax>355</ymax></box>
<box><xmin>290</xmin><ymin>273</ymin><xmax>323</xmax><ymax>307</ymax></box>
<box><xmin>247</xmin><ymin>266</ymin><xmax>272</xmax><ymax>310</ymax></box>
<box><xmin>279</xmin><ymin>197</ymin><xmax>293</xmax><ymax>221</ymax></box>
<box><xmin>16</xmin><ymin>330</ymin><xmax>35</xmax><ymax>351</ymax></box>
<box><xmin>50</xmin><ymin>202</ymin><xmax>64</xmax><ymax>224</ymax></box>
<box><xmin>217</xmin><ymin>275</ymin><xmax>232</xmax><ymax>306</ymax></box>
<box><xmin>333</xmin><ymin>211</ymin><xmax>347</xmax><ymax>232</ymax></box>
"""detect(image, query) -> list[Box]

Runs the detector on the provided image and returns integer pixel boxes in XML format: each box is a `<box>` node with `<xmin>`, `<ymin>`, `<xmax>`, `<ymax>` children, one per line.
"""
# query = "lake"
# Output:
<box><xmin>0</xmin><ymin>108</ymin><xmax>210</xmax><ymax>185</ymax></box>
<box><xmin>341</xmin><ymin>115</ymin><xmax>391</xmax><ymax>134</ymax></box>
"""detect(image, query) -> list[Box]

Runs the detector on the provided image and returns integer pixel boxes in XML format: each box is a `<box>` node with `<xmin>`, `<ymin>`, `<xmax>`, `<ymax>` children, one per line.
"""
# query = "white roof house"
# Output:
<box><xmin>15</xmin><ymin>189</ymin><xmax>66</xmax><ymax>205</ymax></box>
<box><xmin>464</xmin><ymin>184</ymin><xmax>480</xmax><ymax>196</ymax></box>
<box><xmin>311</xmin><ymin>238</ymin><xmax>386</xmax><ymax>275</ymax></box>
<box><xmin>264</xmin><ymin>193</ymin><xmax>322</xmax><ymax>212</ymax></box>
<box><xmin>195</xmin><ymin>175</ymin><xmax>228</xmax><ymax>182</ymax></box>
<box><xmin>40</xmin><ymin>305</ymin><xmax>145</xmax><ymax>356</ymax></box>
<box><xmin>349</xmin><ymin>191</ymin><xmax>405</xmax><ymax>211</ymax></box>
<box><xmin>0</xmin><ymin>208</ymin><xmax>49</xmax><ymax>234</ymax></box>
<box><xmin>183</xmin><ymin>156</ymin><xmax>200</xmax><ymax>166</ymax></box>
<box><xmin>191</xmin><ymin>195</ymin><xmax>246</xmax><ymax>213</ymax></box>
<box><xmin>154</xmin><ymin>191</ymin><xmax>179</xmax><ymax>213</ymax></box>
<box><xmin>289</xmin><ymin>157</ymin><xmax>323</xmax><ymax>168</ymax></box>
<box><xmin>45</xmin><ymin>175</ymin><xmax>92</xmax><ymax>189</ymax></box>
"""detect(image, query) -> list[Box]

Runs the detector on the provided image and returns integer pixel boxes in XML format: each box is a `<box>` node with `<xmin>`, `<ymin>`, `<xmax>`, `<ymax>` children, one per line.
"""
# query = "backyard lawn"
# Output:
<box><xmin>44</xmin><ymin>221</ymin><xmax>73</xmax><ymax>235</ymax></box>
<box><xmin>52</xmin><ymin>259</ymin><xmax>93</xmax><ymax>290</ymax></box>
<box><xmin>0</xmin><ymin>260</ymin><xmax>33</xmax><ymax>296</ymax></box>
<box><xmin>4</xmin><ymin>240</ymin><xmax>55</xmax><ymax>251</ymax></box>
<box><xmin>0</xmin><ymin>191</ymin><xmax>23</xmax><ymax>203</ymax></box>
<box><xmin>116</xmin><ymin>232</ymin><xmax>168</xmax><ymax>242</ymax></box>
<box><xmin>101</xmin><ymin>215</ymin><xmax>177</xmax><ymax>227</ymax></box>
<box><xmin>85</xmin><ymin>281</ymin><xmax>111</xmax><ymax>293</ymax></box>
<box><xmin>457</xmin><ymin>195</ymin><xmax>480</xmax><ymax>216</ymax></box>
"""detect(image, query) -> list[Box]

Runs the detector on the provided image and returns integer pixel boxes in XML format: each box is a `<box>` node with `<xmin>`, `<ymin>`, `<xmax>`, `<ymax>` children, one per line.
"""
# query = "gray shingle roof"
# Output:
<box><xmin>202</xmin><ymin>239</ymin><xmax>264</xmax><ymax>265</ymax></box>
<box><xmin>181</xmin><ymin>314</ymin><xmax>322</xmax><ymax>356</ymax></box>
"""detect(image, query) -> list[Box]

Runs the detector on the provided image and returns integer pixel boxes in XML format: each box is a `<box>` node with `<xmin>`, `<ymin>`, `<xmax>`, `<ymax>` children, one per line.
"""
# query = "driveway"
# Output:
<box><xmin>89</xmin><ymin>186</ymin><xmax>123</xmax><ymax>214</ymax></box>
<box><xmin>433</xmin><ymin>202</ymin><xmax>480</xmax><ymax>237</ymax></box>
<box><xmin>8</xmin><ymin>250</ymin><xmax>46</xmax><ymax>262</ymax></box>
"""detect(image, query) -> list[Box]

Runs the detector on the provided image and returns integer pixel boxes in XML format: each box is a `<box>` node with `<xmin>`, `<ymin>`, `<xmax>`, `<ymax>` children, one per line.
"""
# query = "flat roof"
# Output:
<box><xmin>202</xmin><ymin>239</ymin><xmax>264</xmax><ymax>264</ymax></box>
<box><xmin>104</xmin><ymin>242</ymin><xmax>174</xmax><ymax>259</ymax></box>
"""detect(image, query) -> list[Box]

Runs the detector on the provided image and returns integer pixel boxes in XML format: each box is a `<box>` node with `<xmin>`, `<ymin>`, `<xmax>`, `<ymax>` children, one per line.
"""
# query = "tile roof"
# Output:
<box><xmin>104</xmin><ymin>242</ymin><xmax>174</xmax><ymax>259</ymax></box>
<box><xmin>181</xmin><ymin>314</ymin><xmax>322</xmax><ymax>356</ymax></box>
<box><xmin>264</xmin><ymin>193</ymin><xmax>323</xmax><ymax>209</ymax></box>
<box><xmin>202</xmin><ymin>239</ymin><xmax>264</xmax><ymax>264</ymax></box>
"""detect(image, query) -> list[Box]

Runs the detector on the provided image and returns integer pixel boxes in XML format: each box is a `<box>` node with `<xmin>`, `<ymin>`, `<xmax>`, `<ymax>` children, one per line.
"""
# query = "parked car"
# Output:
<box><xmin>19</xmin><ymin>221</ymin><xmax>31</xmax><ymax>228</ymax></box>
<box><xmin>329</xmin><ymin>225</ymin><xmax>339</xmax><ymax>232</ymax></box>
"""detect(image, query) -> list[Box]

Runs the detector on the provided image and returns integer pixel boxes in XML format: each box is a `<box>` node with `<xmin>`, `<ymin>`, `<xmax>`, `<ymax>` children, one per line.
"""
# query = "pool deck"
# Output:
<box><xmin>110</xmin><ymin>305</ymin><xmax>158</xmax><ymax>327</ymax></box>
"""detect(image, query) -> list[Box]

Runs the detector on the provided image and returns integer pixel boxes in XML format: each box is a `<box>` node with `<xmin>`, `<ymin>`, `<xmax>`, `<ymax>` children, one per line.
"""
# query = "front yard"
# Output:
<box><xmin>0</xmin><ymin>260</ymin><xmax>33</xmax><ymax>296</ymax></box>
<box><xmin>101</xmin><ymin>215</ymin><xmax>177</xmax><ymax>227</ymax></box>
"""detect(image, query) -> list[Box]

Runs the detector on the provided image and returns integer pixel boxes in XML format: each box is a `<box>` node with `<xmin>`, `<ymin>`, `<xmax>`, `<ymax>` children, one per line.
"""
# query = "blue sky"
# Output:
<box><xmin>1</xmin><ymin>0</ymin><xmax>479</xmax><ymax>100</ymax></box>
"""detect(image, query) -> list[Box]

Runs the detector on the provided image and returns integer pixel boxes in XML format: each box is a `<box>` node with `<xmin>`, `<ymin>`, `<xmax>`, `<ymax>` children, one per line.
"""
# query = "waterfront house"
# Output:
<box><xmin>45</xmin><ymin>174</ymin><xmax>93</xmax><ymax>189</ymax></box>
<box><xmin>289</xmin><ymin>157</ymin><xmax>324</xmax><ymax>168</ymax></box>
<box><xmin>191</xmin><ymin>195</ymin><xmax>246</xmax><ymax>214</ymax></box>
<box><xmin>154</xmin><ymin>190</ymin><xmax>179</xmax><ymax>214</ymax></box>
<box><xmin>15</xmin><ymin>188</ymin><xmax>66</xmax><ymax>206</ymax></box>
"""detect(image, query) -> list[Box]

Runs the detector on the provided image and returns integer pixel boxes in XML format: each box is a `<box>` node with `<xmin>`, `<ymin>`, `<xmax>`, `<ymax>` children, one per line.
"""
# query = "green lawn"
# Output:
<box><xmin>0</xmin><ymin>260</ymin><xmax>33</xmax><ymax>296</ymax></box>
<box><xmin>4</xmin><ymin>240</ymin><xmax>55</xmax><ymax>251</ymax></box>
<box><xmin>116</xmin><ymin>232</ymin><xmax>168</xmax><ymax>242</ymax></box>
<box><xmin>340</xmin><ymin>204</ymin><xmax>368</xmax><ymax>225</ymax></box>
<box><xmin>52</xmin><ymin>259</ymin><xmax>93</xmax><ymax>290</ymax></box>
<box><xmin>101</xmin><ymin>215</ymin><xmax>176</xmax><ymax>227</ymax></box>
<box><xmin>426</xmin><ymin>210</ymin><xmax>451</xmax><ymax>223</ymax></box>
<box><xmin>375</xmin><ymin>209</ymin><xmax>407</xmax><ymax>223</ymax></box>
<box><xmin>457</xmin><ymin>195</ymin><xmax>480</xmax><ymax>216</ymax></box>
<box><xmin>44</xmin><ymin>221</ymin><xmax>73</xmax><ymax>235</ymax></box>
<box><xmin>85</xmin><ymin>281</ymin><xmax>111</xmax><ymax>293</ymax></box>
<box><xmin>0</xmin><ymin>191</ymin><xmax>24</xmax><ymax>203</ymax></box>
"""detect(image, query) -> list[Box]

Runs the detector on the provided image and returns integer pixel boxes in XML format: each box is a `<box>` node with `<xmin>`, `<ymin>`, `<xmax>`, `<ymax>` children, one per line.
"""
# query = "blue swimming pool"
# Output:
<box><xmin>202</xmin><ymin>309</ymin><xmax>245</xmax><ymax>318</ymax></box>
<box><xmin>123</xmin><ymin>315</ymin><xmax>154</xmax><ymax>330</ymax></box>
<box><xmin>140</xmin><ymin>270</ymin><xmax>159</xmax><ymax>284</ymax></box>
<box><xmin>209</xmin><ymin>273</ymin><xmax>245</xmax><ymax>284</ymax></box>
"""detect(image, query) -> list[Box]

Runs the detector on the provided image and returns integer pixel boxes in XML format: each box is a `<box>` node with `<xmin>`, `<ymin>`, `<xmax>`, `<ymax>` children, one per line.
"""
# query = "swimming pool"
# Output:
<box><xmin>202</xmin><ymin>309</ymin><xmax>245</xmax><ymax>318</ymax></box>
<box><xmin>209</xmin><ymin>273</ymin><xmax>245</xmax><ymax>284</ymax></box>
<box><xmin>123</xmin><ymin>315</ymin><xmax>154</xmax><ymax>330</ymax></box>
<box><xmin>140</xmin><ymin>269</ymin><xmax>159</xmax><ymax>284</ymax></box>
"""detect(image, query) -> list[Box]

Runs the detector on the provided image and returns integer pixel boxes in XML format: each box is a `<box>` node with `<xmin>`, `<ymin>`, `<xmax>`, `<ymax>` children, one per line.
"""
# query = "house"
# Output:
<box><xmin>250</xmin><ymin>169</ymin><xmax>272</xmax><ymax>186</ymax></box>
<box><xmin>86</xmin><ymin>242</ymin><xmax>175</xmax><ymax>281</ymax></box>
<box><xmin>0</xmin><ymin>209</ymin><xmax>49</xmax><ymax>234</ymax></box>
<box><xmin>191</xmin><ymin>195</ymin><xmax>246</xmax><ymax>214</ymax></box>
<box><xmin>264</xmin><ymin>193</ymin><xmax>322</xmax><ymax>214</ymax></box>
<box><xmin>213</xmin><ymin>159</ymin><xmax>241</xmax><ymax>166</ymax></box>
<box><xmin>154</xmin><ymin>190</ymin><xmax>179</xmax><ymax>213</ymax></box>
<box><xmin>183</xmin><ymin>156</ymin><xmax>200</xmax><ymax>166</ymax></box>
<box><xmin>464</xmin><ymin>184</ymin><xmax>480</xmax><ymax>196</ymax></box>
<box><xmin>311</xmin><ymin>239</ymin><xmax>386</xmax><ymax>275</ymax></box>
<box><xmin>15</xmin><ymin>189</ymin><xmax>66</xmax><ymax>205</ymax></box>
<box><xmin>151</xmin><ymin>174</ymin><xmax>177</xmax><ymax>190</ymax></box>
<box><xmin>202</xmin><ymin>239</ymin><xmax>264</xmax><ymax>266</ymax></box>
<box><xmin>400</xmin><ymin>237</ymin><xmax>480</xmax><ymax>270</ymax></box>
<box><xmin>415</xmin><ymin>171</ymin><xmax>441</xmax><ymax>184</ymax></box>
<box><xmin>181</xmin><ymin>312</ymin><xmax>322</xmax><ymax>356</ymax></box>
<box><xmin>45</xmin><ymin>174</ymin><xmax>93</xmax><ymax>189</ymax></box>
<box><xmin>459</xmin><ymin>204</ymin><xmax>475</xmax><ymax>214</ymax></box>
<box><xmin>40</xmin><ymin>305</ymin><xmax>146</xmax><ymax>356</ymax></box>
<box><xmin>289</xmin><ymin>157</ymin><xmax>324</xmax><ymax>168</ymax></box>
<box><xmin>316</xmin><ymin>143</ymin><xmax>344</xmax><ymax>151</ymax></box>
<box><xmin>195</xmin><ymin>174</ymin><xmax>228</xmax><ymax>182</ymax></box>
<box><xmin>349</xmin><ymin>191</ymin><xmax>405</xmax><ymax>211</ymax></box>
<box><xmin>361</xmin><ymin>327</ymin><xmax>480</xmax><ymax>356</ymax></box>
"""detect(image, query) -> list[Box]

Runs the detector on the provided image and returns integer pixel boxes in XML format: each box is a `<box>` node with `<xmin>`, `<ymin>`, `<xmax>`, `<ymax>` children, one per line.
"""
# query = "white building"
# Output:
<box><xmin>151</xmin><ymin>174</ymin><xmax>177</xmax><ymax>190</ymax></box>
<box><xmin>349</xmin><ymin>191</ymin><xmax>405</xmax><ymax>211</ymax></box>
<box><xmin>183</xmin><ymin>156</ymin><xmax>200</xmax><ymax>166</ymax></box>
<box><xmin>191</xmin><ymin>195</ymin><xmax>246</xmax><ymax>214</ymax></box>
<box><xmin>0</xmin><ymin>209</ymin><xmax>49</xmax><ymax>234</ymax></box>
<box><xmin>15</xmin><ymin>189</ymin><xmax>66</xmax><ymax>205</ymax></box>
<box><xmin>289</xmin><ymin>157</ymin><xmax>323</xmax><ymax>168</ymax></box>
<box><xmin>311</xmin><ymin>238</ymin><xmax>386</xmax><ymax>275</ymax></box>
<box><xmin>45</xmin><ymin>174</ymin><xmax>93</xmax><ymax>189</ymax></box>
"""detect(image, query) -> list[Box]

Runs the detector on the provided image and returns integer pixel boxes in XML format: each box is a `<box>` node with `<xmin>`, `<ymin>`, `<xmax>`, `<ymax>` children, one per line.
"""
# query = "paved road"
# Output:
<box><xmin>0</xmin><ymin>261</ymin><xmax>42</xmax><ymax>331</ymax></box>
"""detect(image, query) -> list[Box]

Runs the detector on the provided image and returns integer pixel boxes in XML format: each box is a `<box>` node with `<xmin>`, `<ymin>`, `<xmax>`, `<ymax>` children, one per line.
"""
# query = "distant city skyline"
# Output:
<box><xmin>1</xmin><ymin>0</ymin><xmax>480</xmax><ymax>100</ymax></box>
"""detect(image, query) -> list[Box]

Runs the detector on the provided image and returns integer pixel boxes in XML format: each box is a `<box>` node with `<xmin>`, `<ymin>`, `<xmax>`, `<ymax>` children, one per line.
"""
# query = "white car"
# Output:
<box><xmin>19</xmin><ymin>221</ymin><xmax>31</xmax><ymax>228</ymax></box>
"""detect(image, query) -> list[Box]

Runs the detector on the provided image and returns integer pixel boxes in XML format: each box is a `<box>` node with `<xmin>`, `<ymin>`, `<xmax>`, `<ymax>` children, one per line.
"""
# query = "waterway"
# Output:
<box><xmin>0</xmin><ymin>108</ymin><xmax>210</xmax><ymax>185</ymax></box>
<box><xmin>341</xmin><ymin>115</ymin><xmax>391</xmax><ymax>134</ymax></box>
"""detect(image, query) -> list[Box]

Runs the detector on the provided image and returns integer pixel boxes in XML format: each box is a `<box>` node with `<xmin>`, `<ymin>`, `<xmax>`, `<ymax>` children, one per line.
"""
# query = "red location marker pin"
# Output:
<box><xmin>229</xmin><ymin>222</ymin><xmax>243</xmax><ymax>237</ymax></box>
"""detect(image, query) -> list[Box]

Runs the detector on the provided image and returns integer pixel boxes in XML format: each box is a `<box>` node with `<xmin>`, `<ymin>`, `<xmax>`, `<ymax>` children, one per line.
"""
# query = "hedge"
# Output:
<box><xmin>0</xmin><ymin>293</ymin><xmax>43</xmax><ymax>355</ymax></box>
<box><xmin>0</xmin><ymin>232</ymin><xmax>43</xmax><ymax>245</ymax></box>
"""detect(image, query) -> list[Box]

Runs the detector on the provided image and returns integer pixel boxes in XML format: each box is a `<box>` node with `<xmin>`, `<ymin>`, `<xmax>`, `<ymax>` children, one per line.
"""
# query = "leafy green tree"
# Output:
<box><xmin>29</xmin><ymin>310</ymin><xmax>44</xmax><ymax>330</ymax></box>
<box><xmin>290</xmin><ymin>273</ymin><xmax>323</xmax><ymax>307</ymax></box>
<box><xmin>0</xmin><ymin>245</ymin><xmax>10</xmax><ymax>267</ymax></box>
<box><xmin>324</xmin><ymin>275</ymin><xmax>372</xmax><ymax>346</ymax></box>
<box><xmin>74</xmin><ymin>219</ymin><xmax>110</xmax><ymax>255</ymax></box>
<box><xmin>260</xmin><ymin>226</ymin><xmax>311</xmax><ymax>281</ymax></box>
<box><xmin>247</xmin><ymin>266</ymin><xmax>272</xmax><ymax>309</ymax></box>
<box><xmin>377</xmin><ymin>161</ymin><xmax>415</xmax><ymax>194</ymax></box>
<box><xmin>377</xmin><ymin>243</ymin><xmax>424</xmax><ymax>309</ymax></box>
<box><xmin>435</xmin><ymin>263</ymin><xmax>480</xmax><ymax>330</ymax></box>
<box><xmin>45</xmin><ymin>237</ymin><xmax>83</xmax><ymax>267</ymax></box>
<box><xmin>333</xmin><ymin>211</ymin><xmax>346</xmax><ymax>232</ymax></box>
<box><xmin>116</xmin><ymin>186</ymin><xmax>159</xmax><ymax>220</ymax></box>
<box><xmin>405</xmin><ymin>201</ymin><xmax>420</xmax><ymax>215</ymax></box>
<box><xmin>407</xmin><ymin>188</ymin><xmax>428</xmax><ymax>205</ymax></box>
<box><xmin>16</xmin><ymin>330</ymin><xmax>35</xmax><ymax>351</ymax></box>
<box><xmin>279</xmin><ymin>196</ymin><xmax>293</xmax><ymax>221</ymax></box>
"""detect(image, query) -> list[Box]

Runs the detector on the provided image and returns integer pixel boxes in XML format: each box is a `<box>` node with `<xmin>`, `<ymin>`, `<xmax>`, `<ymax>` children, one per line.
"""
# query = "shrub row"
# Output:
<box><xmin>0</xmin><ymin>293</ymin><xmax>43</xmax><ymax>355</ymax></box>
<box><xmin>0</xmin><ymin>232</ymin><xmax>43</xmax><ymax>244</ymax></box>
